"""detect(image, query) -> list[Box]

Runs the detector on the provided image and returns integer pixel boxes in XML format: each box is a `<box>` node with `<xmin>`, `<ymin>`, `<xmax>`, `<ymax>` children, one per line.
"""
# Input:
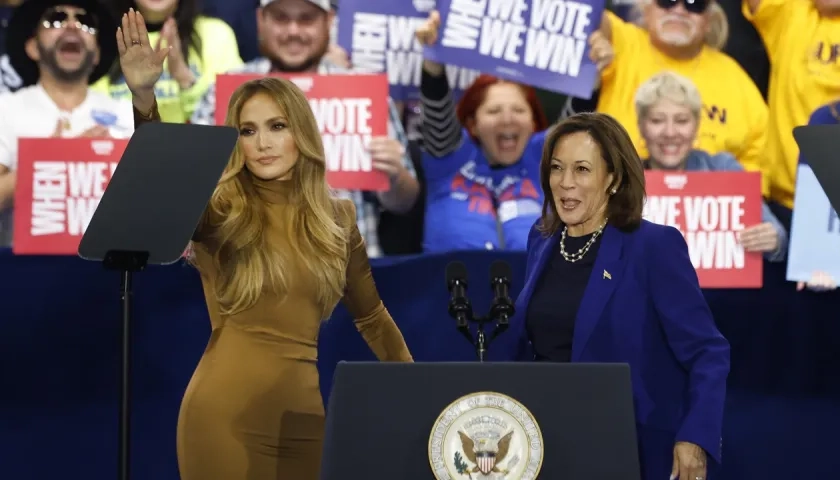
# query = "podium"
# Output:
<box><xmin>320</xmin><ymin>362</ymin><xmax>640</xmax><ymax>479</ymax></box>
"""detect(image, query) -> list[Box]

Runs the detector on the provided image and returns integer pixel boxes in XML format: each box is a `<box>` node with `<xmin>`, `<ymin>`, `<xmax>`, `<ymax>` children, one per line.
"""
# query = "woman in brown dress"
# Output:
<box><xmin>115</xmin><ymin>9</ymin><xmax>414</xmax><ymax>479</ymax></box>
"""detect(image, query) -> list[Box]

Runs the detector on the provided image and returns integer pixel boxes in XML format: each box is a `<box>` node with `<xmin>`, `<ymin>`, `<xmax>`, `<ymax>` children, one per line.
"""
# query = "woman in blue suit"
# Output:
<box><xmin>509</xmin><ymin>112</ymin><xmax>730</xmax><ymax>480</ymax></box>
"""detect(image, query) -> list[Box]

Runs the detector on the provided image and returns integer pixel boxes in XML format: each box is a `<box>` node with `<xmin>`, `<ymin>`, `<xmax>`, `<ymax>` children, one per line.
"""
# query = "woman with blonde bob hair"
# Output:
<box><xmin>634</xmin><ymin>70</ymin><xmax>787</xmax><ymax>262</ymax></box>
<box><xmin>115</xmin><ymin>10</ymin><xmax>413</xmax><ymax>480</ymax></box>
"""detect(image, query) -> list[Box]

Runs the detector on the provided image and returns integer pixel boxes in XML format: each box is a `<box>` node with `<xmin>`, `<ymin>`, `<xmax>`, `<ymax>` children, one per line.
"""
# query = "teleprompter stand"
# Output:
<box><xmin>78</xmin><ymin>122</ymin><xmax>238</xmax><ymax>480</ymax></box>
<box><xmin>320</xmin><ymin>362</ymin><xmax>641</xmax><ymax>480</ymax></box>
<box><xmin>794</xmin><ymin>124</ymin><xmax>840</xmax><ymax>213</ymax></box>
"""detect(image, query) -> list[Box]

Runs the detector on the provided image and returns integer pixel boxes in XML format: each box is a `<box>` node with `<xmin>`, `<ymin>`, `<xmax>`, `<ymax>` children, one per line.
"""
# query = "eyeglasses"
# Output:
<box><xmin>655</xmin><ymin>0</ymin><xmax>710</xmax><ymax>15</ymax></box>
<box><xmin>40</xmin><ymin>7</ymin><xmax>98</xmax><ymax>35</ymax></box>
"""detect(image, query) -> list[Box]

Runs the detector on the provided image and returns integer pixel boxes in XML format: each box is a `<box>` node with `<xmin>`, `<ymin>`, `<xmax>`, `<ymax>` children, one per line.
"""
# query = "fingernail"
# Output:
<box><xmin>669</xmin><ymin>475</ymin><xmax>676</xmax><ymax>480</ymax></box>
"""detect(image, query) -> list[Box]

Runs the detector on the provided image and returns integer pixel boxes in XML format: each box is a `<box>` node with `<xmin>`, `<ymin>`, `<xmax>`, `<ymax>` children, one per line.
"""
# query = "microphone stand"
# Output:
<box><xmin>473</xmin><ymin>315</ymin><xmax>489</xmax><ymax>362</ymax></box>
<box><xmin>447</xmin><ymin>272</ymin><xmax>515</xmax><ymax>362</ymax></box>
<box><xmin>462</xmin><ymin>305</ymin><xmax>512</xmax><ymax>362</ymax></box>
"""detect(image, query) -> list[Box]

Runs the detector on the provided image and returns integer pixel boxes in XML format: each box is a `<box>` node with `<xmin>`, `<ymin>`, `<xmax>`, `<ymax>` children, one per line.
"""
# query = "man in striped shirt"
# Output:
<box><xmin>191</xmin><ymin>0</ymin><xmax>419</xmax><ymax>258</ymax></box>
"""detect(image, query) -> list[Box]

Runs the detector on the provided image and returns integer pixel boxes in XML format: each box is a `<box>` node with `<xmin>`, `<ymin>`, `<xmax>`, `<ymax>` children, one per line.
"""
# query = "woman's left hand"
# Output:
<box><xmin>738</xmin><ymin>222</ymin><xmax>779</xmax><ymax>253</ymax></box>
<box><xmin>671</xmin><ymin>441</ymin><xmax>707</xmax><ymax>480</ymax></box>
<box><xmin>368</xmin><ymin>137</ymin><xmax>406</xmax><ymax>181</ymax></box>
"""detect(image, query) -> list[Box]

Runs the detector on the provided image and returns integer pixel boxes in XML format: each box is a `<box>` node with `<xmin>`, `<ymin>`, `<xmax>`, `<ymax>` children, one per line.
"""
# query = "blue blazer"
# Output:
<box><xmin>509</xmin><ymin>219</ymin><xmax>730</xmax><ymax>472</ymax></box>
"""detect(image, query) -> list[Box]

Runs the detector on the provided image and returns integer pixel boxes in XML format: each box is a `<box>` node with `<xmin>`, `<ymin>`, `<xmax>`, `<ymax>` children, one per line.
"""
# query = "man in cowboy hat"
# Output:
<box><xmin>0</xmin><ymin>0</ymin><xmax>134</xmax><ymax>247</ymax></box>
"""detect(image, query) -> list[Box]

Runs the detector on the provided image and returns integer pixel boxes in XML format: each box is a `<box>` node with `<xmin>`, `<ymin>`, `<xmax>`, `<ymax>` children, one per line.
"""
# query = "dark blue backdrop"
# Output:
<box><xmin>1</xmin><ymin>248</ymin><xmax>839</xmax><ymax>479</ymax></box>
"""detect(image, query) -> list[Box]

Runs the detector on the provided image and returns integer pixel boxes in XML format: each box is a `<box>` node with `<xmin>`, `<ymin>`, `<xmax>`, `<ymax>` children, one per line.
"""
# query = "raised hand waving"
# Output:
<box><xmin>116</xmin><ymin>9</ymin><xmax>170</xmax><ymax>100</ymax></box>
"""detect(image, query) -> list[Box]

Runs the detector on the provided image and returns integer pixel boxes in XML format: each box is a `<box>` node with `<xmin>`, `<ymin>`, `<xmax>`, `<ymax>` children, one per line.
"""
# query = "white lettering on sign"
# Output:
<box><xmin>29</xmin><ymin>160</ymin><xmax>117</xmax><ymax>236</ymax></box>
<box><xmin>523</xmin><ymin>0</ymin><xmax>590</xmax><ymax>76</ymax></box>
<box><xmin>683</xmin><ymin>195</ymin><xmax>745</xmax><ymax>269</ymax></box>
<box><xmin>386</xmin><ymin>15</ymin><xmax>425</xmax><ymax>87</ymax></box>
<box><xmin>31</xmin><ymin>162</ymin><xmax>67</xmax><ymax>236</ymax></box>
<box><xmin>643</xmin><ymin>195</ymin><xmax>682</xmax><ymax>227</ymax></box>
<box><xmin>441</xmin><ymin>0</ymin><xmax>591</xmax><ymax>77</ymax></box>
<box><xmin>478</xmin><ymin>0</ymin><xmax>528</xmax><ymax>62</ymax></box>
<box><xmin>442</xmin><ymin>0</ymin><xmax>487</xmax><ymax>49</ymax></box>
<box><xmin>352</xmin><ymin>12</ymin><xmax>480</xmax><ymax>89</ymax></box>
<box><xmin>310</xmin><ymin>98</ymin><xmax>373</xmax><ymax>172</ymax></box>
<box><xmin>445</xmin><ymin>64</ymin><xmax>482</xmax><ymax>90</ymax></box>
<box><xmin>351</xmin><ymin>13</ymin><xmax>388</xmax><ymax>73</ymax></box>
<box><xmin>644</xmin><ymin>195</ymin><xmax>747</xmax><ymax>270</ymax></box>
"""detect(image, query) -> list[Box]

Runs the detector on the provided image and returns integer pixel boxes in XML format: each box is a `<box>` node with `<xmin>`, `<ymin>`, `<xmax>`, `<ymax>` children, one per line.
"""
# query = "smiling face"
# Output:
<box><xmin>26</xmin><ymin>5</ymin><xmax>99</xmax><ymax>83</ymax></box>
<box><xmin>648</xmin><ymin>0</ymin><xmax>710</xmax><ymax>48</ymax></box>
<box><xmin>548</xmin><ymin>131</ymin><xmax>614</xmax><ymax>236</ymax></box>
<box><xmin>468</xmin><ymin>82</ymin><xmax>536</xmax><ymax>167</ymax></box>
<box><xmin>257</xmin><ymin>0</ymin><xmax>332</xmax><ymax>73</ymax></box>
<box><xmin>639</xmin><ymin>98</ymin><xmax>698</xmax><ymax>168</ymax></box>
<box><xmin>237</xmin><ymin>92</ymin><xmax>300</xmax><ymax>181</ymax></box>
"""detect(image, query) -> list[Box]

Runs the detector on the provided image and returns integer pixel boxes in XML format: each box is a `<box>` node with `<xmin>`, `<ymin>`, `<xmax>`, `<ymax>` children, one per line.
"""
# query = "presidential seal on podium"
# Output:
<box><xmin>428</xmin><ymin>391</ymin><xmax>544</xmax><ymax>480</ymax></box>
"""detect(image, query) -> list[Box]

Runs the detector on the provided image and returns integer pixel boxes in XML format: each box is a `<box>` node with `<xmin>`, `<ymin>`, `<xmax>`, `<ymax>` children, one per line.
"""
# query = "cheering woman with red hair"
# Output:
<box><xmin>415</xmin><ymin>11</ymin><xmax>612</xmax><ymax>253</ymax></box>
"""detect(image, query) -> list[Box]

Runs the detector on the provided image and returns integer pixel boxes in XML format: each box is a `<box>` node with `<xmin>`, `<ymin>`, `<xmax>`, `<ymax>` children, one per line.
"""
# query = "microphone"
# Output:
<box><xmin>445</xmin><ymin>261</ymin><xmax>472</xmax><ymax>328</ymax></box>
<box><xmin>489</xmin><ymin>260</ymin><xmax>515</xmax><ymax>325</ymax></box>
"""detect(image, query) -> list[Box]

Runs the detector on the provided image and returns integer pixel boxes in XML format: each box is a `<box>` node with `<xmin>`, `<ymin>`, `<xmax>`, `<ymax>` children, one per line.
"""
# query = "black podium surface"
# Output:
<box><xmin>321</xmin><ymin>362</ymin><xmax>640</xmax><ymax>480</ymax></box>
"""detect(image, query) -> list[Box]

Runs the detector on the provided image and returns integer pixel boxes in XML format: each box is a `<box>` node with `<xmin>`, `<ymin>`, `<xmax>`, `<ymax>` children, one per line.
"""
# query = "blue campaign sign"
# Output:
<box><xmin>426</xmin><ymin>0</ymin><xmax>606</xmax><ymax>99</ymax></box>
<box><xmin>337</xmin><ymin>0</ymin><xmax>480</xmax><ymax>101</ymax></box>
<box><xmin>786</xmin><ymin>164</ymin><xmax>840</xmax><ymax>282</ymax></box>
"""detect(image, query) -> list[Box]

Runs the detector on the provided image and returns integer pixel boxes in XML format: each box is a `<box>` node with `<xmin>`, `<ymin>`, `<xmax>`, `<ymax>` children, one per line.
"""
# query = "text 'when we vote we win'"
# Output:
<box><xmin>443</xmin><ymin>0</ymin><xmax>595</xmax><ymax>76</ymax></box>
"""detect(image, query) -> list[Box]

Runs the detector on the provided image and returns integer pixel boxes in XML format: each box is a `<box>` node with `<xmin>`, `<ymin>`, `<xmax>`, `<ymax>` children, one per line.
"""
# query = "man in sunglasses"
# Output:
<box><xmin>592</xmin><ymin>0</ymin><xmax>771</xmax><ymax>200</ymax></box>
<box><xmin>0</xmin><ymin>0</ymin><xmax>133</xmax><ymax>247</ymax></box>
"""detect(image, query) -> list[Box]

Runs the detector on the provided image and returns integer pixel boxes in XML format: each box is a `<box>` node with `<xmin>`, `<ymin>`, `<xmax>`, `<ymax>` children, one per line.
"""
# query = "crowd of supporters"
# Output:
<box><xmin>0</xmin><ymin>0</ymin><xmax>838</xmax><ymax>291</ymax></box>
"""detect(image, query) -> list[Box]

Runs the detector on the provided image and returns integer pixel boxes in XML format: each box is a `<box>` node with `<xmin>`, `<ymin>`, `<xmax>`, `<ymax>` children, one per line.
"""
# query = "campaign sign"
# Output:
<box><xmin>337</xmin><ymin>0</ymin><xmax>481</xmax><ymax>100</ymax></box>
<box><xmin>215</xmin><ymin>73</ymin><xmax>390</xmax><ymax>191</ymax></box>
<box><xmin>643</xmin><ymin>171</ymin><xmax>763</xmax><ymax>288</ymax></box>
<box><xmin>13</xmin><ymin>138</ymin><xmax>127</xmax><ymax>255</ymax></box>
<box><xmin>428</xmin><ymin>0</ymin><xmax>605</xmax><ymax>99</ymax></box>
<box><xmin>786</xmin><ymin>164</ymin><xmax>840</xmax><ymax>282</ymax></box>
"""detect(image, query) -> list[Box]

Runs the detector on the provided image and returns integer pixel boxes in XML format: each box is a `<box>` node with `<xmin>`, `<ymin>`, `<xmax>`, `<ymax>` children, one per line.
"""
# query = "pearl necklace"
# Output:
<box><xmin>559</xmin><ymin>219</ymin><xmax>608</xmax><ymax>263</ymax></box>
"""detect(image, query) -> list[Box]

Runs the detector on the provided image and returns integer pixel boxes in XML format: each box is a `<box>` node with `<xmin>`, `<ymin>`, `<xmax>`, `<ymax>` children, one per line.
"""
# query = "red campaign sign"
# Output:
<box><xmin>643</xmin><ymin>171</ymin><xmax>763</xmax><ymax>288</ymax></box>
<box><xmin>215</xmin><ymin>73</ymin><xmax>390</xmax><ymax>191</ymax></box>
<box><xmin>13</xmin><ymin>138</ymin><xmax>127</xmax><ymax>255</ymax></box>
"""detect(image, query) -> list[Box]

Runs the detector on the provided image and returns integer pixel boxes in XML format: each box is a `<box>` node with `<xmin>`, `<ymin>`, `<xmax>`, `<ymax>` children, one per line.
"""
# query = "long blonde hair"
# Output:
<box><xmin>195</xmin><ymin>77</ymin><xmax>347</xmax><ymax>318</ymax></box>
<box><xmin>632</xmin><ymin>0</ymin><xmax>730</xmax><ymax>50</ymax></box>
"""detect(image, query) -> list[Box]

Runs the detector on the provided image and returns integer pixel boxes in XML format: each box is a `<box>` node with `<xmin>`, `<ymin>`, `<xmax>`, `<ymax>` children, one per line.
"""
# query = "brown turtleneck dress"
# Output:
<box><xmin>133</xmin><ymin>104</ymin><xmax>413</xmax><ymax>479</ymax></box>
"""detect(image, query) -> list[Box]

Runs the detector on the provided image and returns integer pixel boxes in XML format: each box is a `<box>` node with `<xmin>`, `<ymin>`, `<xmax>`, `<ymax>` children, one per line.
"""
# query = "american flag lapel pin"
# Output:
<box><xmin>603</xmin><ymin>270</ymin><xmax>611</xmax><ymax>280</ymax></box>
